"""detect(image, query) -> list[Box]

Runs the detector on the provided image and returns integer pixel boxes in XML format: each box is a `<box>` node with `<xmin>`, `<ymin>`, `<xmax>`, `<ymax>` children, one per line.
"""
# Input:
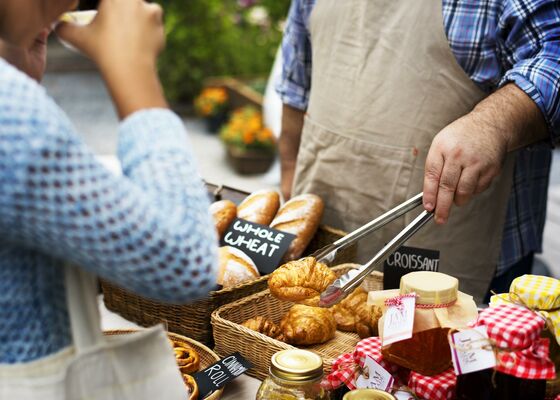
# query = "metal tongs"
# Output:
<box><xmin>316</xmin><ymin>193</ymin><xmax>434</xmax><ymax>307</ymax></box>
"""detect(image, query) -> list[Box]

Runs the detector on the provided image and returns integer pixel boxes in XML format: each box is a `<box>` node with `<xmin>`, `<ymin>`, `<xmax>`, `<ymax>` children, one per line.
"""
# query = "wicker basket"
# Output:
<box><xmin>104</xmin><ymin>330</ymin><xmax>223</xmax><ymax>400</ymax></box>
<box><xmin>102</xmin><ymin>183</ymin><xmax>357</xmax><ymax>345</ymax></box>
<box><xmin>211</xmin><ymin>264</ymin><xmax>383</xmax><ymax>381</ymax></box>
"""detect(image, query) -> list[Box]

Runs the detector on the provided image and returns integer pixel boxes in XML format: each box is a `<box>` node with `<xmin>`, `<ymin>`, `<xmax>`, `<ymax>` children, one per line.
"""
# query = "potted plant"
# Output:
<box><xmin>194</xmin><ymin>87</ymin><xmax>230</xmax><ymax>133</ymax></box>
<box><xmin>220</xmin><ymin>106</ymin><xmax>276</xmax><ymax>175</ymax></box>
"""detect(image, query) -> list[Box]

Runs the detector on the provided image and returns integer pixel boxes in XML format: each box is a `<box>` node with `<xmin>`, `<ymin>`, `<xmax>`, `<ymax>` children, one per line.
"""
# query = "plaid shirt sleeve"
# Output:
<box><xmin>276</xmin><ymin>0</ymin><xmax>313</xmax><ymax>111</ymax></box>
<box><xmin>498</xmin><ymin>0</ymin><xmax>560</xmax><ymax>140</ymax></box>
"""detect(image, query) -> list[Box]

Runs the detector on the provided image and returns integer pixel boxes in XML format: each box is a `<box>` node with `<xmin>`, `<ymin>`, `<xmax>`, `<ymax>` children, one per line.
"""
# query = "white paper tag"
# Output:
<box><xmin>355</xmin><ymin>355</ymin><xmax>394</xmax><ymax>391</ymax></box>
<box><xmin>393</xmin><ymin>390</ymin><xmax>417</xmax><ymax>400</ymax></box>
<box><xmin>449</xmin><ymin>326</ymin><xmax>496</xmax><ymax>375</ymax></box>
<box><xmin>382</xmin><ymin>294</ymin><xmax>416</xmax><ymax>345</ymax></box>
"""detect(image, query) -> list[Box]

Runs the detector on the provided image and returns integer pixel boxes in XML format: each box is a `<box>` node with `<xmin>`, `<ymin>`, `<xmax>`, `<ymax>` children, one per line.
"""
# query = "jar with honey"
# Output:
<box><xmin>256</xmin><ymin>349</ymin><xmax>331</xmax><ymax>400</ymax></box>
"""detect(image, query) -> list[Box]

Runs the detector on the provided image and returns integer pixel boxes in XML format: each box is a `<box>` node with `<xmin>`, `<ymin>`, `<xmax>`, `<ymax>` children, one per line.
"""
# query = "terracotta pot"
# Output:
<box><xmin>226</xmin><ymin>146</ymin><xmax>275</xmax><ymax>175</ymax></box>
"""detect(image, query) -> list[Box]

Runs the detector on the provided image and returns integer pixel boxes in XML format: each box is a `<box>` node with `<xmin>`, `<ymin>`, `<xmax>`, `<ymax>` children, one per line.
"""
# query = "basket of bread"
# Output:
<box><xmin>211</xmin><ymin>261</ymin><xmax>383</xmax><ymax>380</ymax></box>
<box><xmin>103</xmin><ymin>330</ymin><xmax>223</xmax><ymax>400</ymax></box>
<box><xmin>102</xmin><ymin>183</ymin><xmax>357</xmax><ymax>345</ymax></box>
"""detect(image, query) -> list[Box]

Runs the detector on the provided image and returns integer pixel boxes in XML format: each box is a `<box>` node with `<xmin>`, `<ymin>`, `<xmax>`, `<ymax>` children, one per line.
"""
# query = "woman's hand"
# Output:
<box><xmin>56</xmin><ymin>0</ymin><xmax>168</xmax><ymax>118</ymax></box>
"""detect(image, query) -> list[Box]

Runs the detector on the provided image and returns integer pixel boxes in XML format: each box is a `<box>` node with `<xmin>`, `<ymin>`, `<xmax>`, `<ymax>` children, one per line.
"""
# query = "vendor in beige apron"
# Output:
<box><xmin>292</xmin><ymin>0</ymin><xmax>515</xmax><ymax>303</ymax></box>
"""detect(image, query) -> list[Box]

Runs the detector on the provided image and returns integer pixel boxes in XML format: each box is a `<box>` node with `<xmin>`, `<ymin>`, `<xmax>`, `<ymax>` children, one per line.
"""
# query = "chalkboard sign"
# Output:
<box><xmin>220</xmin><ymin>218</ymin><xmax>296</xmax><ymax>274</ymax></box>
<box><xmin>193</xmin><ymin>352</ymin><xmax>252</xmax><ymax>399</ymax></box>
<box><xmin>383</xmin><ymin>245</ymin><xmax>440</xmax><ymax>289</ymax></box>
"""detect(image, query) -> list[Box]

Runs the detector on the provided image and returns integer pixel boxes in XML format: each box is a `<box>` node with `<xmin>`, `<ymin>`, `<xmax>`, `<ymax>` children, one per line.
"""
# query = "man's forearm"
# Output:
<box><xmin>471</xmin><ymin>83</ymin><xmax>548</xmax><ymax>151</ymax></box>
<box><xmin>279</xmin><ymin>104</ymin><xmax>305</xmax><ymax>199</ymax></box>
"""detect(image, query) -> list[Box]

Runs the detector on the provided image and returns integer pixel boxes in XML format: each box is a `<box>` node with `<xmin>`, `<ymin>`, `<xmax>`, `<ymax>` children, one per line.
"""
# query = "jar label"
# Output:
<box><xmin>382</xmin><ymin>294</ymin><xmax>416</xmax><ymax>345</ymax></box>
<box><xmin>449</xmin><ymin>326</ymin><xmax>496</xmax><ymax>375</ymax></box>
<box><xmin>355</xmin><ymin>355</ymin><xmax>395</xmax><ymax>392</ymax></box>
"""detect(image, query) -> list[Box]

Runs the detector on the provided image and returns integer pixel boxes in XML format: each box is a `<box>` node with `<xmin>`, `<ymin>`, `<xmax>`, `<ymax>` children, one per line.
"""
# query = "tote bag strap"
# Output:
<box><xmin>64</xmin><ymin>264</ymin><xmax>104</xmax><ymax>353</ymax></box>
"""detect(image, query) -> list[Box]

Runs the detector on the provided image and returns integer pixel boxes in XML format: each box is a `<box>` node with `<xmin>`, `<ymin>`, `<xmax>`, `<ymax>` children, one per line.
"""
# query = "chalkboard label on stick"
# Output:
<box><xmin>220</xmin><ymin>218</ymin><xmax>296</xmax><ymax>274</ymax></box>
<box><xmin>383</xmin><ymin>245</ymin><xmax>440</xmax><ymax>289</ymax></box>
<box><xmin>193</xmin><ymin>352</ymin><xmax>253</xmax><ymax>399</ymax></box>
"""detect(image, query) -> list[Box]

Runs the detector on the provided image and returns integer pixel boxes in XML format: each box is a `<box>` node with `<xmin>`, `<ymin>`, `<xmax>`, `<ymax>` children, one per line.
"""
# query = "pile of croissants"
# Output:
<box><xmin>210</xmin><ymin>189</ymin><xmax>324</xmax><ymax>289</ymax></box>
<box><xmin>241</xmin><ymin>257</ymin><xmax>382</xmax><ymax>346</ymax></box>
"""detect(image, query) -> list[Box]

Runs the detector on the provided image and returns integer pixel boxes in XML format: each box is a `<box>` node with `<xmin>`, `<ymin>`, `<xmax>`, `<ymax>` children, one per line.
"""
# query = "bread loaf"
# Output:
<box><xmin>217</xmin><ymin>246</ymin><xmax>260</xmax><ymax>288</ymax></box>
<box><xmin>210</xmin><ymin>200</ymin><xmax>237</xmax><ymax>238</ymax></box>
<box><xmin>270</xmin><ymin>194</ymin><xmax>324</xmax><ymax>262</ymax></box>
<box><xmin>237</xmin><ymin>189</ymin><xmax>280</xmax><ymax>225</ymax></box>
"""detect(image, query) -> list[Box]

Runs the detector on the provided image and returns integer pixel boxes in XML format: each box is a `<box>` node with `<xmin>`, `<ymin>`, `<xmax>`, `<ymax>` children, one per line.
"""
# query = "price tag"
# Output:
<box><xmin>193</xmin><ymin>352</ymin><xmax>252</xmax><ymax>399</ymax></box>
<box><xmin>355</xmin><ymin>355</ymin><xmax>394</xmax><ymax>392</ymax></box>
<box><xmin>383</xmin><ymin>245</ymin><xmax>440</xmax><ymax>290</ymax></box>
<box><xmin>220</xmin><ymin>218</ymin><xmax>296</xmax><ymax>274</ymax></box>
<box><xmin>449</xmin><ymin>326</ymin><xmax>496</xmax><ymax>375</ymax></box>
<box><xmin>382</xmin><ymin>294</ymin><xmax>416</xmax><ymax>345</ymax></box>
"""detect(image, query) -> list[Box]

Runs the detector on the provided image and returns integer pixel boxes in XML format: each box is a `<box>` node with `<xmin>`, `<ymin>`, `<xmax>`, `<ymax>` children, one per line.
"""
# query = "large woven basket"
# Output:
<box><xmin>211</xmin><ymin>264</ymin><xmax>383</xmax><ymax>381</ymax></box>
<box><xmin>102</xmin><ymin>183</ymin><xmax>357</xmax><ymax>345</ymax></box>
<box><xmin>104</xmin><ymin>330</ymin><xmax>223</xmax><ymax>400</ymax></box>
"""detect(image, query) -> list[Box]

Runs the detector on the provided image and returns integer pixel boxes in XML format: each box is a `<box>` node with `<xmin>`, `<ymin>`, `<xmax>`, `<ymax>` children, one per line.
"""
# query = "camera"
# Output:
<box><xmin>77</xmin><ymin>0</ymin><xmax>99</xmax><ymax>10</ymax></box>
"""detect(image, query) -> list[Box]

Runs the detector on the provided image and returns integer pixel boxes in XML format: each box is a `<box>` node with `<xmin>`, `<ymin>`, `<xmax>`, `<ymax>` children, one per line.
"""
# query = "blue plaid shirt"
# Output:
<box><xmin>0</xmin><ymin>59</ymin><xmax>218</xmax><ymax>363</ymax></box>
<box><xmin>277</xmin><ymin>0</ymin><xmax>560</xmax><ymax>276</ymax></box>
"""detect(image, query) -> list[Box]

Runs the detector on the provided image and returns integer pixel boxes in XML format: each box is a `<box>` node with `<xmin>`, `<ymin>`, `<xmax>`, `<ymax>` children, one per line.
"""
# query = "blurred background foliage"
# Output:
<box><xmin>155</xmin><ymin>0</ymin><xmax>291</xmax><ymax>104</ymax></box>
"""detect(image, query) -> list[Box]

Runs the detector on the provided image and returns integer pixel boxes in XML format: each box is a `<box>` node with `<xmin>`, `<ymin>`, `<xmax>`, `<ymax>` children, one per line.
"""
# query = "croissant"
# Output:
<box><xmin>280</xmin><ymin>304</ymin><xmax>336</xmax><ymax>345</ymax></box>
<box><xmin>331</xmin><ymin>287</ymin><xmax>382</xmax><ymax>338</ymax></box>
<box><xmin>242</xmin><ymin>316</ymin><xmax>285</xmax><ymax>341</ymax></box>
<box><xmin>268</xmin><ymin>257</ymin><xmax>336</xmax><ymax>306</ymax></box>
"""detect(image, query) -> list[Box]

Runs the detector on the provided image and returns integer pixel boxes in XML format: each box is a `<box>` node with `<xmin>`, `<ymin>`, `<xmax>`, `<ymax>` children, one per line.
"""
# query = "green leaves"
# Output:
<box><xmin>155</xmin><ymin>0</ymin><xmax>290</xmax><ymax>104</ymax></box>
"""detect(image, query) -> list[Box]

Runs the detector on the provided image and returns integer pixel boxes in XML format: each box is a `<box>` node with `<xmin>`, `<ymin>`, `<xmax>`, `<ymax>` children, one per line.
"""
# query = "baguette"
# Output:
<box><xmin>210</xmin><ymin>200</ymin><xmax>237</xmax><ymax>238</ymax></box>
<box><xmin>237</xmin><ymin>189</ymin><xmax>280</xmax><ymax>225</ymax></box>
<box><xmin>270</xmin><ymin>194</ymin><xmax>324</xmax><ymax>262</ymax></box>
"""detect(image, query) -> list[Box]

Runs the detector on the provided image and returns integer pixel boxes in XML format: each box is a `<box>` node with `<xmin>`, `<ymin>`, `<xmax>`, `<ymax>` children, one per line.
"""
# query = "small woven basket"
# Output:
<box><xmin>104</xmin><ymin>330</ymin><xmax>223</xmax><ymax>400</ymax></box>
<box><xmin>211</xmin><ymin>264</ymin><xmax>383</xmax><ymax>381</ymax></box>
<box><xmin>101</xmin><ymin>183</ymin><xmax>357</xmax><ymax>345</ymax></box>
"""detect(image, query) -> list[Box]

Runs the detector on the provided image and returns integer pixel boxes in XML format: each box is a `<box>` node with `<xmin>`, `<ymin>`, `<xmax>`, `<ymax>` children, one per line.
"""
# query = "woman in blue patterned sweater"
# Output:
<box><xmin>0</xmin><ymin>0</ymin><xmax>218</xmax><ymax>364</ymax></box>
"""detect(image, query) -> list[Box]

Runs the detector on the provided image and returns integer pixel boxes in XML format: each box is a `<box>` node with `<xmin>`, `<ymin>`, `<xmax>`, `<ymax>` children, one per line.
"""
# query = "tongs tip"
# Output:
<box><xmin>318</xmin><ymin>284</ymin><xmax>344</xmax><ymax>308</ymax></box>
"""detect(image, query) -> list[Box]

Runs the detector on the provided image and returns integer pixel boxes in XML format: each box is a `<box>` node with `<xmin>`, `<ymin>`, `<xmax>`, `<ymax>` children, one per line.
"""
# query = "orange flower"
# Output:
<box><xmin>243</xmin><ymin>130</ymin><xmax>255</xmax><ymax>144</ymax></box>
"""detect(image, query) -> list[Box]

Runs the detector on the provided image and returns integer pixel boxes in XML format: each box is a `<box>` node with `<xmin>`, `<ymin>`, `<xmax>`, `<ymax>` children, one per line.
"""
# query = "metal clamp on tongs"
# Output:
<box><xmin>315</xmin><ymin>192</ymin><xmax>434</xmax><ymax>307</ymax></box>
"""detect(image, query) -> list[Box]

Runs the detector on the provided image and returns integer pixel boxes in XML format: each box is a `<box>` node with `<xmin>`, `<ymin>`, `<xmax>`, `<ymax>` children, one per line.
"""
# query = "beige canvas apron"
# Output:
<box><xmin>0</xmin><ymin>265</ymin><xmax>186</xmax><ymax>400</ymax></box>
<box><xmin>292</xmin><ymin>0</ymin><xmax>516</xmax><ymax>302</ymax></box>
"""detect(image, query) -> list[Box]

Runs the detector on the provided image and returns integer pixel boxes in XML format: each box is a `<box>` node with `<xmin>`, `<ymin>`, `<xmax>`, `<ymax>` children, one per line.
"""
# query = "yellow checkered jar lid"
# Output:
<box><xmin>510</xmin><ymin>274</ymin><xmax>560</xmax><ymax>311</ymax></box>
<box><xmin>490</xmin><ymin>274</ymin><xmax>560</xmax><ymax>346</ymax></box>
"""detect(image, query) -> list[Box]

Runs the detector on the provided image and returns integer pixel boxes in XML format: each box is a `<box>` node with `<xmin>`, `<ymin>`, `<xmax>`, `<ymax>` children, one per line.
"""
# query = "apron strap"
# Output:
<box><xmin>64</xmin><ymin>264</ymin><xmax>104</xmax><ymax>354</ymax></box>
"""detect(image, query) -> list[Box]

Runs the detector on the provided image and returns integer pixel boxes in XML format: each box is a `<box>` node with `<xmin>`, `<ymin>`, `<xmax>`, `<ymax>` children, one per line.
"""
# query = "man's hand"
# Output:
<box><xmin>280</xmin><ymin>104</ymin><xmax>305</xmax><ymax>200</ymax></box>
<box><xmin>423</xmin><ymin>83</ymin><xmax>548</xmax><ymax>224</ymax></box>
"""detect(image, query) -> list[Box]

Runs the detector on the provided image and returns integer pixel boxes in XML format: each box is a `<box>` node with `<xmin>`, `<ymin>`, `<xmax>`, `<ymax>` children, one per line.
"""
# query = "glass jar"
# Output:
<box><xmin>343</xmin><ymin>389</ymin><xmax>397</xmax><ymax>399</ymax></box>
<box><xmin>455</xmin><ymin>364</ymin><xmax>546</xmax><ymax>400</ymax></box>
<box><xmin>256</xmin><ymin>349</ymin><xmax>331</xmax><ymax>400</ymax></box>
<box><xmin>379</xmin><ymin>272</ymin><xmax>478</xmax><ymax>376</ymax></box>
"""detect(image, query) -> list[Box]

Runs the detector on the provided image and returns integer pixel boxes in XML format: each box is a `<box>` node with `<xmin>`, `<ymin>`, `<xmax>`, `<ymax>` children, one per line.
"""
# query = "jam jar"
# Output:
<box><xmin>256</xmin><ymin>349</ymin><xmax>331</xmax><ymax>400</ymax></box>
<box><xmin>343</xmin><ymin>389</ymin><xmax>397</xmax><ymax>399</ymax></box>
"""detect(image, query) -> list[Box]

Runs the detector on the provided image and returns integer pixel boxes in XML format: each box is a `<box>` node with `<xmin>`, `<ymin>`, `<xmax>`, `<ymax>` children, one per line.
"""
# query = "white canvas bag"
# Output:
<box><xmin>0</xmin><ymin>265</ymin><xmax>186</xmax><ymax>400</ymax></box>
